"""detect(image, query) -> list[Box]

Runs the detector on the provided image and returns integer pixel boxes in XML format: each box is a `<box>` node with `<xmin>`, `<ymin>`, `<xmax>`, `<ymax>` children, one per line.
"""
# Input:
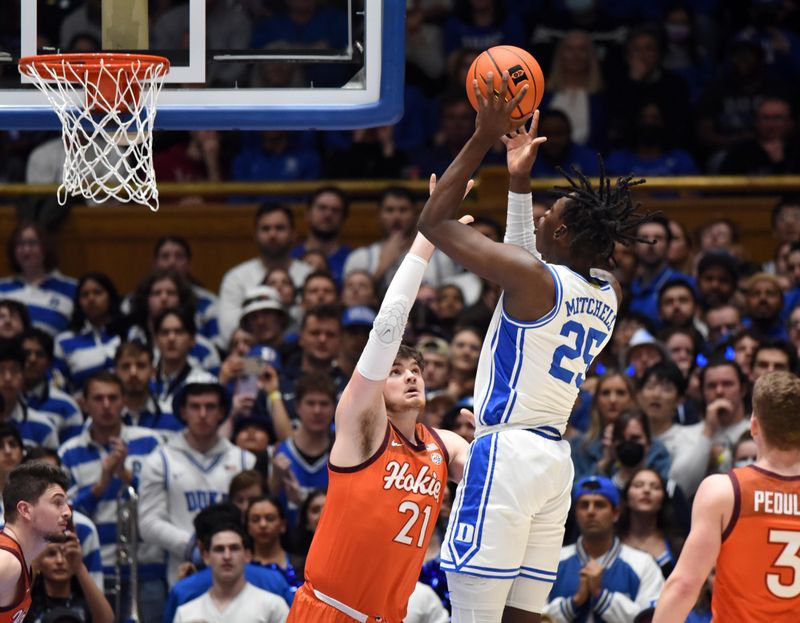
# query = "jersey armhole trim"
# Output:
<box><xmin>425</xmin><ymin>425</ymin><xmax>450</xmax><ymax>466</ymax></box>
<box><xmin>0</xmin><ymin>546</ymin><xmax>25</xmax><ymax>613</ymax></box>
<box><xmin>721</xmin><ymin>471</ymin><xmax>741</xmax><ymax>542</ymax></box>
<box><xmin>329</xmin><ymin>422</ymin><xmax>390</xmax><ymax>474</ymax></box>
<box><xmin>500</xmin><ymin>263</ymin><xmax>563</xmax><ymax>328</ymax></box>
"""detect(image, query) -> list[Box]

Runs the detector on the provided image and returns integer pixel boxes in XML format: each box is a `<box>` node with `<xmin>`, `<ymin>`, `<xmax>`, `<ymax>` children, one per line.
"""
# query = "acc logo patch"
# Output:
<box><xmin>431</xmin><ymin>452</ymin><xmax>443</xmax><ymax>465</ymax></box>
<box><xmin>508</xmin><ymin>64</ymin><xmax>527</xmax><ymax>85</ymax></box>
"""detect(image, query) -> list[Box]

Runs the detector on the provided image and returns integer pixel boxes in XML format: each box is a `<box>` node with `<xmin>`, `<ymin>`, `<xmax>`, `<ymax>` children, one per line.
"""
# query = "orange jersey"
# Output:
<box><xmin>0</xmin><ymin>531</ymin><xmax>31</xmax><ymax>623</ymax></box>
<box><xmin>299</xmin><ymin>422</ymin><xmax>449</xmax><ymax>623</ymax></box>
<box><xmin>713</xmin><ymin>465</ymin><xmax>800</xmax><ymax>621</ymax></box>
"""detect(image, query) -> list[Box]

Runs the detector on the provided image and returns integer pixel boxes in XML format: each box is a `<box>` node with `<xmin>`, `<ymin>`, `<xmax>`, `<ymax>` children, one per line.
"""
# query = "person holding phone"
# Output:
<box><xmin>225</xmin><ymin>346</ymin><xmax>292</xmax><ymax>446</ymax></box>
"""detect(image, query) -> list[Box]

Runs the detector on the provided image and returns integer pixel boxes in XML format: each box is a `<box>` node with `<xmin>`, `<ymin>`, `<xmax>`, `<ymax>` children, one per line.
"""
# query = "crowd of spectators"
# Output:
<box><xmin>0</xmin><ymin>1</ymin><xmax>799</xmax><ymax>623</ymax></box>
<box><xmin>0</xmin><ymin>180</ymin><xmax>799</xmax><ymax>622</ymax></box>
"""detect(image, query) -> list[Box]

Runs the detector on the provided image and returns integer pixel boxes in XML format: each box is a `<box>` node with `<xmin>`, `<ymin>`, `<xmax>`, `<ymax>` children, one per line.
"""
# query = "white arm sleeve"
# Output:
<box><xmin>504</xmin><ymin>191</ymin><xmax>540</xmax><ymax>259</ymax></box>
<box><xmin>356</xmin><ymin>253</ymin><xmax>428</xmax><ymax>381</ymax></box>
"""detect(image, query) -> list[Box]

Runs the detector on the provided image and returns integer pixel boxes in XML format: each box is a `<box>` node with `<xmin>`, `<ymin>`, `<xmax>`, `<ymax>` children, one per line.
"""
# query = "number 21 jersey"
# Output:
<box><xmin>303</xmin><ymin>422</ymin><xmax>449</xmax><ymax>622</ymax></box>
<box><xmin>474</xmin><ymin>264</ymin><xmax>617</xmax><ymax>435</ymax></box>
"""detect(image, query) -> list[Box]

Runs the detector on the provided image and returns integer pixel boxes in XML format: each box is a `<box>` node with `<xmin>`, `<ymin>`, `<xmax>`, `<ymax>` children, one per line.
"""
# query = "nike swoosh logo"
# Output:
<box><xmin>391</xmin><ymin>441</ymin><xmax>403</xmax><ymax>447</ymax></box>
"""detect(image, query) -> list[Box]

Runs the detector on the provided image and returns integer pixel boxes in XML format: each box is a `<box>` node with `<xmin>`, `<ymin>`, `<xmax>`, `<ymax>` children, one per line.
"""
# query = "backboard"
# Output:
<box><xmin>0</xmin><ymin>0</ymin><xmax>404</xmax><ymax>130</ymax></box>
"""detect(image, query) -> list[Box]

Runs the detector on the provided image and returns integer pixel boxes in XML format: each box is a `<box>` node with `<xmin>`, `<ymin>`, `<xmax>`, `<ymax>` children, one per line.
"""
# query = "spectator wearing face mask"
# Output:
<box><xmin>598</xmin><ymin>409</ymin><xmax>671</xmax><ymax>492</ymax></box>
<box><xmin>731</xmin><ymin>430</ymin><xmax>758</xmax><ymax>469</ymax></box>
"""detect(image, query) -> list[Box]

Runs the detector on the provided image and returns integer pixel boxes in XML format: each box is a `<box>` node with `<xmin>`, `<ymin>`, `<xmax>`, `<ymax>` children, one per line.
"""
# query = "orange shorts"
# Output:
<box><xmin>287</xmin><ymin>584</ymin><xmax>364</xmax><ymax>623</ymax></box>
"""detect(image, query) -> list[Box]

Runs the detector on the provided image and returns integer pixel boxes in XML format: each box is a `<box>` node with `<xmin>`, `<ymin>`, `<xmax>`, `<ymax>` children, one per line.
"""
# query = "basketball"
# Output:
<box><xmin>465</xmin><ymin>45</ymin><xmax>545</xmax><ymax>120</ymax></box>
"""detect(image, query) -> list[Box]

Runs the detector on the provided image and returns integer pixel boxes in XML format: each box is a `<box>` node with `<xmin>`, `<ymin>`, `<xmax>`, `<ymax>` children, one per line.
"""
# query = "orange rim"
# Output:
<box><xmin>19</xmin><ymin>53</ymin><xmax>170</xmax><ymax>81</ymax></box>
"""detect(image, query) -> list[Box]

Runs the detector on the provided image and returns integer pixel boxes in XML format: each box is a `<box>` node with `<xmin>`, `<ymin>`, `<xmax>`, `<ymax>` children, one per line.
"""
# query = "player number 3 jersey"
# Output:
<box><xmin>303</xmin><ymin>422</ymin><xmax>449</xmax><ymax>622</ymax></box>
<box><xmin>714</xmin><ymin>465</ymin><xmax>800</xmax><ymax>620</ymax></box>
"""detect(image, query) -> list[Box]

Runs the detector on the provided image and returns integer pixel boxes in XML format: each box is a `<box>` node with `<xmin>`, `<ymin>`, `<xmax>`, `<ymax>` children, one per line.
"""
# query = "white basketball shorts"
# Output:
<box><xmin>440</xmin><ymin>427</ymin><xmax>573</xmax><ymax>608</ymax></box>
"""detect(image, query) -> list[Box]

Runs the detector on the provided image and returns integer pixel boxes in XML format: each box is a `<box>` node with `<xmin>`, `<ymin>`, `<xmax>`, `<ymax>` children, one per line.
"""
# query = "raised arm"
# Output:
<box><xmin>652</xmin><ymin>474</ymin><xmax>731</xmax><ymax>623</ymax></box>
<box><xmin>418</xmin><ymin>73</ymin><xmax>555</xmax><ymax>319</ymax></box>
<box><xmin>503</xmin><ymin>110</ymin><xmax>546</xmax><ymax>258</ymax></box>
<box><xmin>331</xmin><ymin>208</ymin><xmax>473</xmax><ymax>469</ymax></box>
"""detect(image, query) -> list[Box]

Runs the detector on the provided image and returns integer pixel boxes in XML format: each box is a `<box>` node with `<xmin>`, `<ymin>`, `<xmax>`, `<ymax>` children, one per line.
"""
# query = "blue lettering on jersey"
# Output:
<box><xmin>184</xmin><ymin>490</ymin><xmax>223</xmax><ymax>512</ymax></box>
<box><xmin>565</xmin><ymin>296</ymin><xmax>616</xmax><ymax>331</ymax></box>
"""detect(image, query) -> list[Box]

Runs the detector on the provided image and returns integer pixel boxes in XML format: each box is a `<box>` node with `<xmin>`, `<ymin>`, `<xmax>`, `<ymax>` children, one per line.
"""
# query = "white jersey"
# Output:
<box><xmin>137</xmin><ymin>432</ymin><xmax>255</xmax><ymax>585</ymax></box>
<box><xmin>474</xmin><ymin>264</ymin><xmax>617</xmax><ymax>435</ymax></box>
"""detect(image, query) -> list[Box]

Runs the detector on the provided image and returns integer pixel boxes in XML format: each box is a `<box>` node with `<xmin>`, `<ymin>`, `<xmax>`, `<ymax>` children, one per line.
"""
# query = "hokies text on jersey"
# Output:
<box><xmin>383</xmin><ymin>461</ymin><xmax>442</xmax><ymax>502</ymax></box>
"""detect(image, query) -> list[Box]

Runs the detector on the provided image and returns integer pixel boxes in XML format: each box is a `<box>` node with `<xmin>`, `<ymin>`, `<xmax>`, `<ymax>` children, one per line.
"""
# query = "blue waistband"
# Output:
<box><xmin>527</xmin><ymin>426</ymin><xmax>562</xmax><ymax>441</ymax></box>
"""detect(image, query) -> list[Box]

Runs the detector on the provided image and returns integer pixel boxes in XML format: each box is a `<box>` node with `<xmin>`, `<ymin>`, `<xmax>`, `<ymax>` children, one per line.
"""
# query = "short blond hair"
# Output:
<box><xmin>752</xmin><ymin>371</ymin><xmax>800</xmax><ymax>450</ymax></box>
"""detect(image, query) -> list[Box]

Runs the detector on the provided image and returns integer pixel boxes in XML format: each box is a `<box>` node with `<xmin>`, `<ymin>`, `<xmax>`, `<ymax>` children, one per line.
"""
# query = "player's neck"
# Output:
<box><xmin>388</xmin><ymin>411</ymin><xmax>420</xmax><ymax>443</ymax></box>
<box><xmin>4</xmin><ymin>522</ymin><xmax>44</xmax><ymax>566</ymax></box>
<box><xmin>758</xmin><ymin>449</ymin><xmax>800</xmax><ymax>476</ymax></box>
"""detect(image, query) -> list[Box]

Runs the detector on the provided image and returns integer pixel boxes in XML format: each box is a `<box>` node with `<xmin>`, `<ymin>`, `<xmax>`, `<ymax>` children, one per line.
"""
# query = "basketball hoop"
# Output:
<box><xmin>19</xmin><ymin>53</ymin><xmax>170</xmax><ymax>211</ymax></box>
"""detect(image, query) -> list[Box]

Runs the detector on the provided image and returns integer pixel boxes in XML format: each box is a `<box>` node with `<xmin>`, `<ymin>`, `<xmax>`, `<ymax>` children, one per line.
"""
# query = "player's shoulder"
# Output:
<box><xmin>697</xmin><ymin>472</ymin><xmax>735</xmax><ymax>500</ymax></box>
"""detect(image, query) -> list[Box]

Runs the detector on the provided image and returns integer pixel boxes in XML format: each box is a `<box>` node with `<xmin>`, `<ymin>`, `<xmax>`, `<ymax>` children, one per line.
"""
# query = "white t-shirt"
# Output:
<box><xmin>174</xmin><ymin>582</ymin><xmax>289</xmax><ymax>623</ymax></box>
<box><xmin>404</xmin><ymin>582</ymin><xmax>449</xmax><ymax>623</ymax></box>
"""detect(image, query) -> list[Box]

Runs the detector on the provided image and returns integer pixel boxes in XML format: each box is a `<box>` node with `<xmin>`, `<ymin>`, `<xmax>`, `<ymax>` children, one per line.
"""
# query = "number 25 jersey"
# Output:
<box><xmin>474</xmin><ymin>264</ymin><xmax>617</xmax><ymax>435</ymax></box>
<box><xmin>303</xmin><ymin>422</ymin><xmax>449</xmax><ymax>622</ymax></box>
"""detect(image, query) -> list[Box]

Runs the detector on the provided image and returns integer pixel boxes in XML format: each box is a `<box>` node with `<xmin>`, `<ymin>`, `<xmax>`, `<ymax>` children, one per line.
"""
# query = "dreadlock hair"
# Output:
<box><xmin>553</xmin><ymin>159</ymin><xmax>652</xmax><ymax>265</ymax></box>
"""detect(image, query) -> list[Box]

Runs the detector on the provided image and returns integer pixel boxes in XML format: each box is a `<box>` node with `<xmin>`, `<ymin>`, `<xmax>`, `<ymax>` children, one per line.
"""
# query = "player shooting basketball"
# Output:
<box><xmin>418</xmin><ymin>72</ymin><xmax>652</xmax><ymax>622</ymax></box>
<box><xmin>286</xmin><ymin>181</ymin><xmax>473</xmax><ymax>623</ymax></box>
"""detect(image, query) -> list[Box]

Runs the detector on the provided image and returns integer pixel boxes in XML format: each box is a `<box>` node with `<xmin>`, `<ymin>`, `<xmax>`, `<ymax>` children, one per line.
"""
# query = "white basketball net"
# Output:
<box><xmin>20</xmin><ymin>55</ymin><xmax>169</xmax><ymax>211</ymax></box>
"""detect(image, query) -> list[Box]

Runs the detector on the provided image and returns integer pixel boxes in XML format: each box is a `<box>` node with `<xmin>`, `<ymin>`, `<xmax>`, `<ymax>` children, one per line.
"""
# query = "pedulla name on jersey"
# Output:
<box><xmin>754</xmin><ymin>490</ymin><xmax>800</xmax><ymax>516</ymax></box>
<box><xmin>565</xmin><ymin>296</ymin><xmax>616</xmax><ymax>331</ymax></box>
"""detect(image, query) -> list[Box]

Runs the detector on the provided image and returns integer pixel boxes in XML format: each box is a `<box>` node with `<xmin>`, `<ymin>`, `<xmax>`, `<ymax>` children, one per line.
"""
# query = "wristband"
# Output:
<box><xmin>268</xmin><ymin>390</ymin><xmax>282</xmax><ymax>403</ymax></box>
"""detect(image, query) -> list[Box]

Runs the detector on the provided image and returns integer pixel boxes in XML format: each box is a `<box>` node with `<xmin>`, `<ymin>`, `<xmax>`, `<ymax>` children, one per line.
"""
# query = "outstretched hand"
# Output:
<box><xmin>429</xmin><ymin>173</ymin><xmax>474</xmax><ymax>200</ymax></box>
<box><xmin>502</xmin><ymin>110</ymin><xmax>547</xmax><ymax>177</ymax></box>
<box><xmin>412</xmin><ymin>175</ymin><xmax>475</xmax><ymax>260</ymax></box>
<box><xmin>472</xmin><ymin>71</ymin><xmax>531</xmax><ymax>143</ymax></box>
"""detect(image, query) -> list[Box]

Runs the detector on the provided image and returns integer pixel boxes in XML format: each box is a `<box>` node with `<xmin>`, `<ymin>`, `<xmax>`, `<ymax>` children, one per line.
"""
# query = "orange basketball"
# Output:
<box><xmin>466</xmin><ymin>45</ymin><xmax>545</xmax><ymax>120</ymax></box>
